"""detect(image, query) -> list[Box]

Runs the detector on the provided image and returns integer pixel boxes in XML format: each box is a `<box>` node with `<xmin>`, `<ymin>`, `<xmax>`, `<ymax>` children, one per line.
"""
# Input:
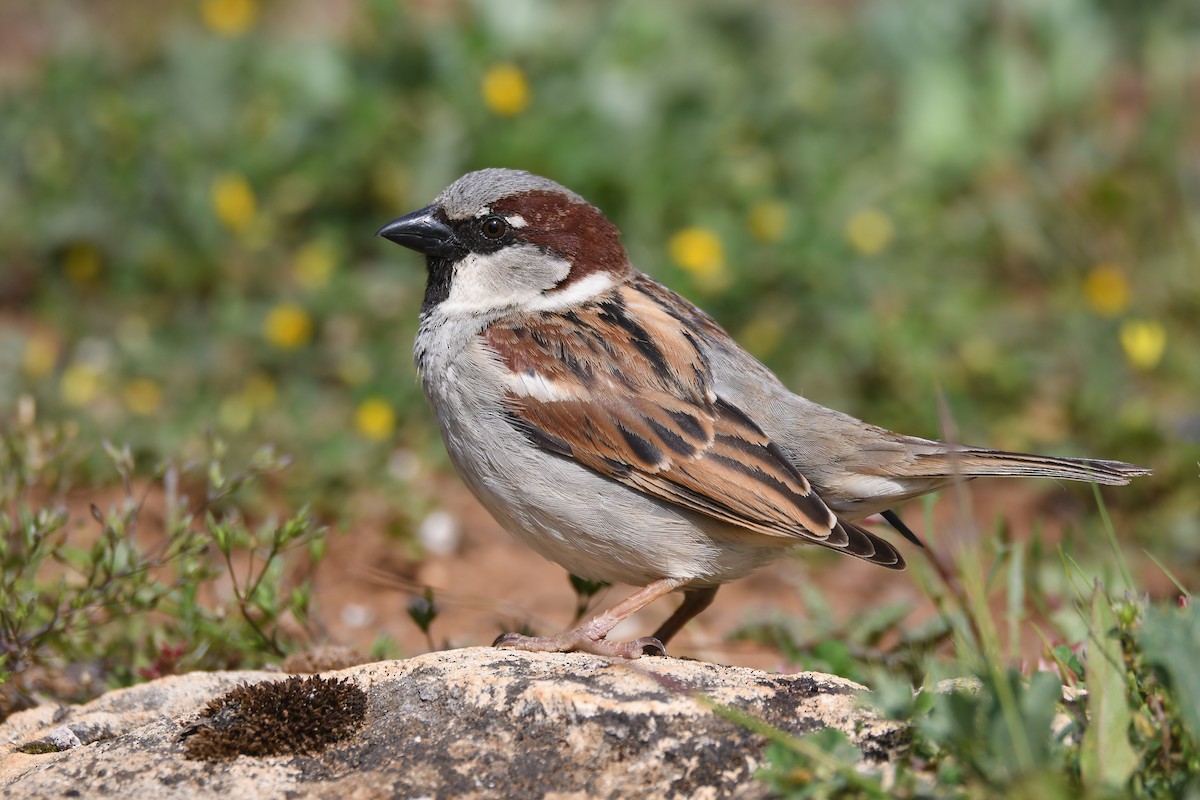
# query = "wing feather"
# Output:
<box><xmin>485</xmin><ymin>281</ymin><xmax>906</xmax><ymax>569</ymax></box>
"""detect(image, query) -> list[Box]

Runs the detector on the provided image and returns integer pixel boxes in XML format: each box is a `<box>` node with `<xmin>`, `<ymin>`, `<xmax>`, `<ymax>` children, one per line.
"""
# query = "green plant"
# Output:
<box><xmin>568</xmin><ymin>573</ymin><xmax>610</xmax><ymax>625</ymax></box>
<box><xmin>406</xmin><ymin>586</ymin><xmax>440</xmax><ymax>651</ymax></box>
<box><xmin>0</xmin><ymin>410</ymin><xmax>325</xmax><ymax>716</ymax></box>
<box><xmin>748</xmin><ymin>495</ymin><xmax>1198</xmax><ymax>799</ymax></box>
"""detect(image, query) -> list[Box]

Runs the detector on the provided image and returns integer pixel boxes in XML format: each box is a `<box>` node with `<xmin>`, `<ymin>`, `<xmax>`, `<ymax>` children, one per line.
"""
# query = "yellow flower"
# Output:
<box><xmin>122</xmin><ymin>378</ymin><xmax>163</xmax><ymax>416</ymax></box>
<box><xmin>243</xmin><ymin>372</ymin><xmax>277</xmax><ymax>409</ymax></box>
<box><xmin>64</xmin><ymin>243</ymin><xmax>101</xmax><ymax>284</ymax></box>
<box><xmin>60</xmin><ymin>363</ymin><xmax>102</xmax><ymax>407</ymax></box>
<box><xmin>217</xmin><ymin>373</ymin><xmax>276</xmax><ymax>431</ymax></box>
<box><xmin>747</xmin><ymin>201</ymin><xmax>788</xmax><ymax>244</ymax></box>
<box><xmin>295</xmin><ymin>240</ymin><xmax>336</xmax><ymax>291</ymax></box>
<box><xmin>1083</xmin><ymin>264</ymin><xmax>1129</xmax><ymax>317</ymax></box>
<box><xmin>669</xmin><ymin>227</ymin><xmax>725</xmax><ymax>277</ymax></box>
<box><xmin>201</xmin><ymin>0</ymin><xmax>258</xmax><ymax>37</ymax></box>
<box><xmin>355</xmin><ymin>397</ymin><xmax>396</xmax><ymax>441</ymax></box>
<box><xmin>1119</xmin><ymin>319</ymin><xmax>1166</xmax><ymax>370</ymax></box>
<box><xmin>844</xmin><ymin>208</ymin><xmax>894</xmax><ymax>255</ymax></box>
<box><xmin>211</xmin><ymin>172</ymin><xmax>257</xmax><ymax>233</ymax></box>
<box><xmin>218</xmin><ymin>395</ymin><xmax>253</xmax><ymax>432</ymax></box>
<box><xmin>482</xmin><ymin>63</ymin><xmax>531</xmax><ymax>116</ymax></box>
<box><xmin>23</xmin><ymin>333</ymin><xmax>59</xmax><ymax>378</ymax></box>
<box><xmin>263</xmin><ymin>303</ymin><xmax>313</xmax><ymax>349</ymax></box>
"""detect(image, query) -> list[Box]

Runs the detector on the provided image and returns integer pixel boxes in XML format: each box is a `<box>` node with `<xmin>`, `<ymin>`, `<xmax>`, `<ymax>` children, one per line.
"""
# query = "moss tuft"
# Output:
<box><xmin>182</xmin><ymin>675</ymin><xmax>366</xmax><ymax>761</ymax></box>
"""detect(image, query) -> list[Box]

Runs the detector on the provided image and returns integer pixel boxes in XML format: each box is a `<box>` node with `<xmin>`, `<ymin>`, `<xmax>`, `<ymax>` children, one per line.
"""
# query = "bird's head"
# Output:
<box><xmin>377</xmin><ymin>169</ymin><xmax>630</xmax><ymax>315</ymax></box>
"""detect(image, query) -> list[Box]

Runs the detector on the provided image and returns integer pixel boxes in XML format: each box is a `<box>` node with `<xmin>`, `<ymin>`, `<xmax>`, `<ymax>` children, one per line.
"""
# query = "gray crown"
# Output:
<box><xmin>434</xmin><ymin>169</ymin><xmax>589</xmax><ymax>220</ymax></box>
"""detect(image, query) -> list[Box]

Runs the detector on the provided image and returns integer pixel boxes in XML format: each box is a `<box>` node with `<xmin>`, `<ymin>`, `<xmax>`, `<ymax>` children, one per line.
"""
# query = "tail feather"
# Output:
<box><xmin>912</xmin><ymin>448</ymin><xmax>1151</xmax><ymax>486</ymax></box>
<box><xmin>882</xmin><ymin>509</ymin><xmax>925</xmax><ymax>548</ymax></box>
<box><xmin>822</xmin><ymin>447</ymin><xmax>1149</xmax><ymax>571</ymax></box>
<box><xmin>828</xmin><ymin>518</ymin><xmax>905</xmax><ymax>570</ymax></box>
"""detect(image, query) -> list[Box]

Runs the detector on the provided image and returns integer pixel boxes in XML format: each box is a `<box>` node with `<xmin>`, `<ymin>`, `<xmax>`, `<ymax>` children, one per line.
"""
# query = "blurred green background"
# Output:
<box><xmin>0</xmin><ymin>0</ymin><xmax>1196</xmax><ymax>558</ymax></box>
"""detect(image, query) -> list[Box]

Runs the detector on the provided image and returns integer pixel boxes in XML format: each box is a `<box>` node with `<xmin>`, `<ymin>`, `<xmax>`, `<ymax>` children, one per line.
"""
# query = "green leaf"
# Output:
<box><xmin>1009</xmin><ymin>670</ymin><xmax>1064</xmax><ymax>772</ymax></box>
<box><xmin>1080</xmin><ymin>580</ymin><xmax>1137</xmax><ymax>790</ymax></box>
<box><xmin>1051</xmin><ymin>644</ymin><xmax>1084</xmax><ymax>681</ymax></box>
<box><xmin>568</xmin><ymin>573</ymin><xmax>608</xmax><ymax>599</ymax></box>
<box><xmin>1139</xmin><ymin>602</ymin><xmax>1200</xmax><ymax>746</ymax></box>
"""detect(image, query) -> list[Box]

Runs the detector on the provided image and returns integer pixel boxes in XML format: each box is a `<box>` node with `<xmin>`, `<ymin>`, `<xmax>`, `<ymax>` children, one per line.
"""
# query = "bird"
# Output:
<box><xmin>376</xmin><ymin>168</ymin><xmax>1150</xmax><ymax>659</ymax></box>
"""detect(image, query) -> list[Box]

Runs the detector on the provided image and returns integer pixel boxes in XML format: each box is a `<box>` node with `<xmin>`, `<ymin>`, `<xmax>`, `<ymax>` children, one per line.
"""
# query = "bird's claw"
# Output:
<box><xmin>493</xmin><ymin>631</ymin><xmax>668</xmax><ymax>659</ymax></box>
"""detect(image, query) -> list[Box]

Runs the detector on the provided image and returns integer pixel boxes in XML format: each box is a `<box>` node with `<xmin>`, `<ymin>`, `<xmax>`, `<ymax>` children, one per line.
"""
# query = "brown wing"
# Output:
<box><xmin>485</xmin><ymin>282</ymin><xmax>903</xmax><ymax>568</ymax></box>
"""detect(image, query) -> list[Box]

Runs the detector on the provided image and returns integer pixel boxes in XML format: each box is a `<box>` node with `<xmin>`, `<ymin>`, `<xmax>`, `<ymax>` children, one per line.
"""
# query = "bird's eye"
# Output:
<box><xmin>481</xmin><ymin>216</ymin><xmax>508</xmax><ymax>240</ymax></box>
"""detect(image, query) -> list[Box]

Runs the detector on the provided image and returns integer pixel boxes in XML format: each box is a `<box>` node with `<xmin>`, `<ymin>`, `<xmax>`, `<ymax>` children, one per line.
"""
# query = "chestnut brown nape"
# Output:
<box><xmin>181</xmin><ymin>675</ymin><xmax>366</xmax><ymax>761</ymax></box>
<box><xmin>491</xmin><ymin>190</ymin><xmax>629</xmax><ymax>281</ymax></box>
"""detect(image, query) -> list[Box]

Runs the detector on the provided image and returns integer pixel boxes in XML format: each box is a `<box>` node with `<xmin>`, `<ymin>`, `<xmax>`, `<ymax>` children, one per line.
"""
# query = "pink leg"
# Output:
<box><xmin>494</xmin><ymin>577</ymin><xmax>687</xmax><ymax>658</ymax></box>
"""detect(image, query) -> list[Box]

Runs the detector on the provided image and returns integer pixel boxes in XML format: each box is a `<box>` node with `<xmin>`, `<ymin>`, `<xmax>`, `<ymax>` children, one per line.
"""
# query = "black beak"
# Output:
<box><xmin>376</xmin><ymin>205</ymin><xmax>462</xmax><ymax>259</ymax></box>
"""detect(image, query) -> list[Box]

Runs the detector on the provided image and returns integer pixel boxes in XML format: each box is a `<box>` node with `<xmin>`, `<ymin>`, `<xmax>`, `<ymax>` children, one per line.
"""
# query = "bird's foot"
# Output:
<box><xmin>492</xmin><ymin>577</ymin><xmax>687</xmax><ymax>659</ymax></box>
<box><xmin>493</xmin><ymin>631</ymin><xmax>666</xmax><ymax>659</ymax></box>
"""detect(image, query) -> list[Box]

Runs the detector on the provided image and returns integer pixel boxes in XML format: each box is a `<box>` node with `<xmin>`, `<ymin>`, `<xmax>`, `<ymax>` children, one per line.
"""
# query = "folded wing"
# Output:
<box><xmin>485</xmin><ymin>283</ymin><xmax>905</xmax><ymax>569</ymax></box>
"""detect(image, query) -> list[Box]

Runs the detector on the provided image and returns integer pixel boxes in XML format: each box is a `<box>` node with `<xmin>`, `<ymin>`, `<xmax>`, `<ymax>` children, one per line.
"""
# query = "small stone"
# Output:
<box><xmin>46</xmin><ymin>726</ymin><xmax>81</xmax><ymax>751</ymax></box>
<box><xmin>417</xmin><ymin>510</ymin><xmax>460</xmax><ymax>556</ymax></box>
<box><xmin>934</xmin><ymin>677</ymin><xmax>983</xmax><ymax>695</ymax></box>
<box><xmin>339</xmin><ymin>603</ymin><xmax>374</xmax><ymax>629</ymax></box>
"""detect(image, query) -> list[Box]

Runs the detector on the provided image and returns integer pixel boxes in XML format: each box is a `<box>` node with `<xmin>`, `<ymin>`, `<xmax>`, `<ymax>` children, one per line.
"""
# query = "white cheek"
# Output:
<box><xmin>441</xmin><ymin>247</ymin><xmax>571</xmax><ymax>314</ymax></box>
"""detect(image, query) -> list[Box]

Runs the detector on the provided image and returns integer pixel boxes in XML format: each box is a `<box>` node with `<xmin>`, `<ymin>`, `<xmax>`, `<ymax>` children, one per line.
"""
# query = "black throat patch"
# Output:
<box><xmin>421</xmin><ymin>256</ymin><xmax>455</xmax><ymax>313</ymax></box>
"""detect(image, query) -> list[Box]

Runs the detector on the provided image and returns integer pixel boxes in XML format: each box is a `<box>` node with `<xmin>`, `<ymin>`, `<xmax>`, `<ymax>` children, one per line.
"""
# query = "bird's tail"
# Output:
<box><xmin>910</xmin><ymin>448</ymin><xmax>1150</xmax><ymax>486</ymax></box>
<box><xmin>831</xmin><ymin>517</ymin><xmax>906</xmax><ymax>570</ymax></box>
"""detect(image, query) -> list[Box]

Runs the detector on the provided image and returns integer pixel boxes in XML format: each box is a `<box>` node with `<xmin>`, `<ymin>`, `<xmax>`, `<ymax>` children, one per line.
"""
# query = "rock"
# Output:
<box><xmin>0</xmin><ymin>648</ymin><xmax>905</xmax><ymax>799</ymax></box>
<box><xmin>43</xmin><ymin>727</ymin><xmax>81</xmax><ymax>752</ymax></box>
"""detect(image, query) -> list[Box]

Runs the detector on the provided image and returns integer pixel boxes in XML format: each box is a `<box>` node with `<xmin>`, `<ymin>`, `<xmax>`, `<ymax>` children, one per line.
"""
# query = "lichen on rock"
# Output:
<box><xmin>181</xmin><ymin>675</ymin><xmax>367</xmax><ymax>761</ymax></box>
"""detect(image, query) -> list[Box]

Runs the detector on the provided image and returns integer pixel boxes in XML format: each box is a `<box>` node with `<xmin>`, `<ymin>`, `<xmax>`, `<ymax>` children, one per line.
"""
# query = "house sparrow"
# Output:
<box><xmin>377</xmin><ymin>168</ymin><xmax>1150</xmax><ymax>659</ymax></box>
